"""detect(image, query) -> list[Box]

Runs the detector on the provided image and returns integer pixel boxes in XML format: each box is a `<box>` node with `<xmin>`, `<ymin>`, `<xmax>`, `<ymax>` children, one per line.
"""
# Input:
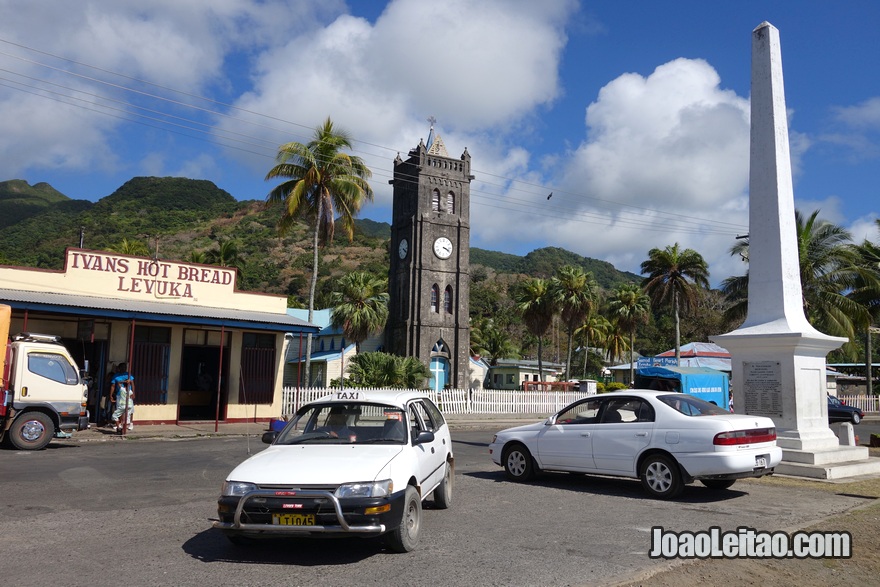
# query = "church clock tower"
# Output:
<box><xmin>386</xmin><ymin>121</ymin><xmax>472</xmax><ymax>390</ymax></box>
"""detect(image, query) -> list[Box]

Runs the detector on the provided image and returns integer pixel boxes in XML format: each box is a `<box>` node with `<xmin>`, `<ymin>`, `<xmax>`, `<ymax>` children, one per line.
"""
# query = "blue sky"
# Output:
<box><xmin>1</xmin><ymin>0</ymin><xmax>878</xmax><ymax>286</ymax></box>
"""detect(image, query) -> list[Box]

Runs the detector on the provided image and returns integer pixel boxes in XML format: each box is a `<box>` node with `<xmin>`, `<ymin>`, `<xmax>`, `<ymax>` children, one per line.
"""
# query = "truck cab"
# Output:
<box><xmin>2</xmin><ymin>330</ymin><xmax>90</xmax><ymax>450</ymax></box>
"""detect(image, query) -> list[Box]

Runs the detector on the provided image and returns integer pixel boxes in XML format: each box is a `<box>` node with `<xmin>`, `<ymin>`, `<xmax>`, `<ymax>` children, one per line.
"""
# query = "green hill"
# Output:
<box><xmin>0</xmin><ymin>176</ymin><xmax>640</xmax><ymax>296</ymax></box>
<box><xmin>0</xmin><ymin>179</ymin><xmax>74</xmax><ymax>230</ymax></box>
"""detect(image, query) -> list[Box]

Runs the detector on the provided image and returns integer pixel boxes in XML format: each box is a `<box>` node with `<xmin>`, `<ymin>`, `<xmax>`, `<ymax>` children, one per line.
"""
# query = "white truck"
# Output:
<box><xmin>1</xmin><ymin>304</ymin><xmax>90</xmax><ymax>450</ymax></box>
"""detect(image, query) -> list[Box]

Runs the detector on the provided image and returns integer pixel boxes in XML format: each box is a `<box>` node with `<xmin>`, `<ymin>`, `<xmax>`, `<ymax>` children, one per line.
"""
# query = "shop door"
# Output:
<box><xmin>179</xmin><ymin>329</ymin><xmax>229</xmax><ymax>421</ymax></box>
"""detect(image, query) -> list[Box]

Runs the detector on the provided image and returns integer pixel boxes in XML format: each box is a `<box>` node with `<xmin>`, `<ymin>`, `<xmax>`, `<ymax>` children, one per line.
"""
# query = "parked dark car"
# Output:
<box><xmin>828</xmin><ymin>395</ymin><xmax>863</xmax><ymax>425</ymax></box>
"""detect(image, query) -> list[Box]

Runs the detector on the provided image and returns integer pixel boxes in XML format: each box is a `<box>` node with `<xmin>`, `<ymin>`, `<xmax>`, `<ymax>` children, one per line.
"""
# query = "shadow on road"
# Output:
<box><xmin>183</xmin><ymin>529</ymin><xmax>394</xmax><ymax>565</ymax></box>
<box><xmin>466</xmin><ymin>469</ymin><xmax>748</xmax><ymax>503</ymax></box>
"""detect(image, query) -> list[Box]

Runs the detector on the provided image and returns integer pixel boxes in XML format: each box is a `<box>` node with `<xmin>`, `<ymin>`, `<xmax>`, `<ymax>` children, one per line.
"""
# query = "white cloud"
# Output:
<box><xmin>467</xmin><ymin>58</ymin><xmax>754</xmax><ymax>286</ymax></box>
<box><xmin>0</xmin><ymin>0</ymin><xmax>338</xmax><ymax>178</ymax></box>
<box><xmin>833</xmin><ymin>96</ymin><xmax>880</xmax><ymax>130</ymax></box>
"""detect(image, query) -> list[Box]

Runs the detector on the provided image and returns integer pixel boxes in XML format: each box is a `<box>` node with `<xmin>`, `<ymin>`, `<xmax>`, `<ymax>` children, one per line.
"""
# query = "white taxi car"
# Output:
<box><xmin>488</xmin><ymin>390</ymin><xmax>782</xmax><ymax>499</ymax></box>
<box><xmin>213</xmin><ymin>390</ymin><xmax>453</xmax><ymax>552</ymax></box>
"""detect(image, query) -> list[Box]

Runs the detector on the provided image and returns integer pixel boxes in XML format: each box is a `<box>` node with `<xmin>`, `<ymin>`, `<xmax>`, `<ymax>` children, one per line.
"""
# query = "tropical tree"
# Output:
<box><xmin>640</xmin><ymin>243</ymin><xmax>709</xmax><ymax>362</ymax></box>
<box><xmin>205</xmin><ymin>238</ymin><xmax>240</xmax><ymax>268</ymax></box>
<box><xmin>188</xmin><ymin>250</ymin><xmax>207</xmax><ymax>264</ymax></box>
<box><xmin>848</xmin><ymin>219</ymin><xmax>880</xmax><ymax>393</ymax></box>
<box><xmin>608</xmin><ymin>283</ymin><xmax>651</xmax><ymax>386</ymax></box>
<box><xmin>109</xmin><ymin>238</ymin><xmax>150</xmax><ymax>257</ymax></box>
<box><xmin>345</xmin><ymin>352</ymin><xmax>431</xmax><ymax>388</ymax></box>
<box><xmin>472</xmin><ymin>319</ymin><xmax>519</xmax><ymax>366</ymax></box>
<box><xmin>604</xmin><ymin>320</ymin><xmax>630</xmax><ymax>366</ymax></box>
<box><xmin>551</xmin><ymin>266</ymin><xmax>598</xmax><ymax>379</ymax></box>
<box><xmin>514</xmin><ymin>277</ymin><xmax>556</xmax><ymax>381</ymax></box>
<box><xmin>328</xmin><ymin>271</ymin><xmax>389</xmax><ymax>354</ymax></box>
<box><xmin>266</xmin><ymin>117</ymin><xmax>374</xmax><ymax>385</ymax></box>
<box><xmin>574</xmin><ymin>313</ymin><xmax>611</xmax><ymax>377</ymax></box>
<box><xmin>721</xmin><ymin>210</ymin><xmax>868</xmax><ymax>356</ymax></box>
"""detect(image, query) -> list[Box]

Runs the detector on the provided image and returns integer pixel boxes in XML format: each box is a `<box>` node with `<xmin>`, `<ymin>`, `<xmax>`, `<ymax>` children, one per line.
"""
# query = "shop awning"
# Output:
<box><xmin>0</xmin><ymin>288</ymin><xmax>318</xmax><ymax>333</ymax></box>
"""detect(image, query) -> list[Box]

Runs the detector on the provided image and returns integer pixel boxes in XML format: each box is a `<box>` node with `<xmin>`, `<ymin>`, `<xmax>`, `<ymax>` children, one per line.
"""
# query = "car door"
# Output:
<box><xmin>536</xmin><ymin>397</ymin><xmax>601</xmax><ymax>471</ymax></box>
<box><xmin>408</xmin><ymin>400</ymin><xmax>447</xmax><ymax>491</ymax></box>
<box><xmin>591</xmin><ymin>397</ymin><xmax>655</xmax><ymax>473</ymax></box>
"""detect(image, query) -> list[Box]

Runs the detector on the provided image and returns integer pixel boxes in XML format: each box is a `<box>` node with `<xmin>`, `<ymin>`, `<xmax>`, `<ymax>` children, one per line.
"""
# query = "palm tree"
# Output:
<box><xmin>109</xmin><ymin>238</ymin><xmax>150</xmax><ymax>257</ymax></box>
<box><xmin>328</xmin><ymin>272</ymin><xmax>389</xmax><ymax>354</ymax></box>
<box><xmin>721</xmin><ymin>210</ymin><xmax>868</xmax><ymax>355</ymax></box>
<box><xmin>574</xmin><ymin>313</ymin><xmax>610</xmax><ymax>377</ymax></box>
<box><xmin>346</xmin><ymin>352</ymin><xmax>431</xmax><ymax>388</ymax></box>
<box><xmin>551</xmin><ymin>266</ymin><xmax>598</xmax><ymax>379</ymax></box>
<box><xmin>514</xmin><ymin>277</ymin><xmax>556</xmax><ymax>382</ymax></box>
<box><xmin>266</xmin><ymin>117</ymin><xmax>373</xmax><ymax>386</ymax></box>
<box><xmin>849</xmin><ymin>219</ymin><xmax>880</xmax><ymax>393</ymax></box>
<box><xmin>608</xmin><ymin>283</ymin><xmax>651</xmax><ymax>386</ymax></box>
<box><xmin>474</xmin><ymin>320</ymin><xmax>519</xmax><ymax>366</ymax></box>
<box><xmin>188</xmin><ymin>250</ymin><xmax>207</xmax><ymax>264</ymax></box>
<box><xmin>604</xmin><ymin>320</ymin><xmax>630</xmax><ymax>366</ymax></box>
<box><xmin>206</xmin><ymin>238</ymin><xmax>240</xmax><ymax>268</ymax></box>
<box><xmin>641</xmin><ymin>243</ymin><xmax>709</xmax><ymax>363</ymax></box>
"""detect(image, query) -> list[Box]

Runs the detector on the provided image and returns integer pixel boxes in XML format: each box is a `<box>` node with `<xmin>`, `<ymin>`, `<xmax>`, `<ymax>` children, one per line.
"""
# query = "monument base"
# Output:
<box><xmin>775</xmin><ymin>449</ymin><xmax>880</xmax><ymax>480</ymax></box>
<box><xmin>775</xmin><ymin>426</ymin><xmax>841</xmax><ymax>451</ymax></box>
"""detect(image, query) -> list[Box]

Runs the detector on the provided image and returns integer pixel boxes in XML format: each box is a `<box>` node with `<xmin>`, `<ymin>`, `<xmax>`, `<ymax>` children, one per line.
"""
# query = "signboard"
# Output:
<box><xmin>636</xmin><ymin>356</ymin><xmax>679</xmax><ymax>369</ymax></box>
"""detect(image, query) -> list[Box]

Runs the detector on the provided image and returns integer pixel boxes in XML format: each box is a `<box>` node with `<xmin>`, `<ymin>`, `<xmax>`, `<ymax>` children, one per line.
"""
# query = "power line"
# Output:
<box><xmin>0</xmin><ymin>37</ymin><xmax>749</xmax><ymax>237</ymax></box>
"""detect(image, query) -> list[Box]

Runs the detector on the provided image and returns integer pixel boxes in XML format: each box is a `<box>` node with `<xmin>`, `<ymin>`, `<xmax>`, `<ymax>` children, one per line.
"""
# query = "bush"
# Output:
<box><xmin>595</xmin><ymin>382</ymin><xmax>605</xmax><ymax>393</ymax></box>
<box><xmin>604</xmin><ymin>382</ymin><xmax>627</xmax><ymax>392</ymax></box>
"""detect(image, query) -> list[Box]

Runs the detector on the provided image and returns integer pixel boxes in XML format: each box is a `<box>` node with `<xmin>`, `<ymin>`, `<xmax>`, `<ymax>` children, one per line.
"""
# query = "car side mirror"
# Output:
<box><xmin>261</xmin><ymin>431</ymin><xmax>278</xmax><ymax>444</ymax></box>
<box><xmin>413</xmin><ymin>430</ymin><xmax>435</xmax><ymax>445</ymax></box>
<box><xmin>545</xmin><ymin>415</ymin><xmax>557</xmax><ymax>426</ymax></box>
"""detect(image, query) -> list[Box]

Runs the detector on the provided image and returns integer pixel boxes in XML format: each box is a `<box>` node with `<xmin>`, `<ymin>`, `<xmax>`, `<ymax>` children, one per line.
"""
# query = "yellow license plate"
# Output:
<box><xmin>272</xmin><ymin>513</ymin><xmax>316</xmax><ymax>526</ymax></box>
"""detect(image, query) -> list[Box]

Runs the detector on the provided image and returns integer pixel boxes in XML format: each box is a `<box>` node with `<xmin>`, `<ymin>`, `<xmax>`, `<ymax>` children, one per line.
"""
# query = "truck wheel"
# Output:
<box><xmin>9</xmin><ymin>412</ymin><xmax>55</xmax><ymax>450</ymax></box>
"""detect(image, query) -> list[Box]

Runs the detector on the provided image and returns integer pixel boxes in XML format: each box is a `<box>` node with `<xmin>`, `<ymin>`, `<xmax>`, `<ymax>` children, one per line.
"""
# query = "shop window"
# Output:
<box><xmin>240</xmin><ymin>332</ymin><xmax>276</xmax><ymax>404</ymax></box>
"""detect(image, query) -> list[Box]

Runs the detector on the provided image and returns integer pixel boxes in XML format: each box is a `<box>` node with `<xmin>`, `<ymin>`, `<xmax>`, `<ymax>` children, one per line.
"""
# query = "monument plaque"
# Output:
<box><xmin>743</xmin><ymin>361</ymin><xmax>782</xmax><ymax>417</ymax></box>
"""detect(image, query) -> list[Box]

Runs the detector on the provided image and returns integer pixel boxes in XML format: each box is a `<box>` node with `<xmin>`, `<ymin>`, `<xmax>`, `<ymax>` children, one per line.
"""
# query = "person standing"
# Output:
<box><xmin>110</xmin><ymin>363</ymin><xmax>135</xmax><ymax>432</ymax></box>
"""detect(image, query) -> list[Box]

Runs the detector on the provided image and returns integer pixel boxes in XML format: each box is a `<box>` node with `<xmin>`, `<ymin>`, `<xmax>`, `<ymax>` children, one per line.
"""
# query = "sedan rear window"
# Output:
<box><xmin>658</xmin><ymin>394</ymin><xmax>729</xmax><ymax>416</ymax></box>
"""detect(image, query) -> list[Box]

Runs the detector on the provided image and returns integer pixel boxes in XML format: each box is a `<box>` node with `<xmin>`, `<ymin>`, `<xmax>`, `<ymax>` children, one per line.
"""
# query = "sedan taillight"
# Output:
<box><xmin>713</xmin><ymin>428</ymin><xmax>776</xmax><ymax>445</ymax></box>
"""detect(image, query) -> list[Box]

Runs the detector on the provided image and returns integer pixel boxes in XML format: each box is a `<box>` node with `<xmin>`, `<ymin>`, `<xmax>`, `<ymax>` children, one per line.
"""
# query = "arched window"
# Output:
<box><xmin>432</xmin><ymin>188</ymin><xmax>441</xmax><ymax>212</ymax></box>
<box><xmin>444</xmin><ymin>285</ymin><xmax>453</xmax><ymax>314</ymax></box>
<box><xmin>446</xmin><ymin>191</ymin><xmax>455</xmax><ymax>214</ymax></box>
<box><xmin>431</xmin><ymin>284</ymin><xmax>439</xmax><ymax>313</ymax></box>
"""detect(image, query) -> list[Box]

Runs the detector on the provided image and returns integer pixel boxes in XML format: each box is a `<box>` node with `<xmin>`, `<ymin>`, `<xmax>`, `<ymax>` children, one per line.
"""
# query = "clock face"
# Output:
<box><xmin>433</xmin><ymin>236</ymin><xmax>453</xmax><ymax>259</ymax></box>
<box><xmin>398</xmin><ymin>238</ymin><xmax>408</xmax><ymax>259</ymax></box>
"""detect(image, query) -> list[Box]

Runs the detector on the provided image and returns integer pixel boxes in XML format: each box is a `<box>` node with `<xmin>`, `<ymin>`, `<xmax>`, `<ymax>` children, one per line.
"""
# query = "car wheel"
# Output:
<box><xmin>852</xmin><ymin>413</ymin><xmax>861</xmax><ymax>425</ymax></box>
<box><xmin>502</xmin><ymin>443</ymin><xmax>535</xmax><ymax>482</ymax></box>
<box><xmin>433</xmin><ymin>461</ymin><xmax>453</xmax><ymax>509</ymax></box>
<box><xmin>386</xmin><ymin>486</ymin><xmax>421</xmax><ymax>553</ymax></box>
<box><xmin>640</xmin><ymin>454</ymin><xmax>684</xmax><ymax>499</ymax></box>
<box><xmin>701</xmin><ymin>479</ymin><xmax>736</xmax><ymax>490</ymax></box>
<box><xmin>9</xmin><ymin>412</ymin><xmax>54</xmax><ymax>450</ymax></box>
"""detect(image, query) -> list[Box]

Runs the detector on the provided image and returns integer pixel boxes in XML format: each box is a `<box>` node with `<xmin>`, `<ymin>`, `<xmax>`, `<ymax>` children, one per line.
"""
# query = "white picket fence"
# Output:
<box><xmin>838</xmin><ymin>394</ymin><xmax>879</xmax><ymax>413</ymax></box>
<box><xmin>281</xmin><ymin>386</ymin><xmax>594</xmax><ymax>417</ymax></box>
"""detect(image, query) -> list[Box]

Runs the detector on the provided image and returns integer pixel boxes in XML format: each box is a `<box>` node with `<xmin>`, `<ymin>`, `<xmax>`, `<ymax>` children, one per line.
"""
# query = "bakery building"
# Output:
<box><xmin>0</xmin><ymin>248</ymin><xmax>317</xmax><ymax>425</ymax></box>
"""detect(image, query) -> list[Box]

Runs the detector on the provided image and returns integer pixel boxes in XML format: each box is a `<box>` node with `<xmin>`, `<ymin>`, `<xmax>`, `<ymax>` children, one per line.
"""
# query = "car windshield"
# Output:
<box><xmin>273</xmin><ymin>402</ymin><xmax>408</xmax><ymax>445</ymax></box>
<box><xmin>658</xmin><ymin>394</ymin><xmax>730</xmax><ymax>417</ymax></box>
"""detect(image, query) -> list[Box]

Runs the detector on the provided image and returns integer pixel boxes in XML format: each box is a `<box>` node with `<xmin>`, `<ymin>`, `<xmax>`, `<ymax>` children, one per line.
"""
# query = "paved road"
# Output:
<box><xmin>0</xmin><ymin>430</ymin><xmax>873</xmax><ymax>587</ymax></box>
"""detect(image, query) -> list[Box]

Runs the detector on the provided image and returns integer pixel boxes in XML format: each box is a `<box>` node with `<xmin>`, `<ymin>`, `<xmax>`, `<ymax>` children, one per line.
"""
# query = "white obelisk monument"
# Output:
<box><xmin>712</xmin><ymin>22</ymin><xmax>874</xmax><ymax>477</ymax></box>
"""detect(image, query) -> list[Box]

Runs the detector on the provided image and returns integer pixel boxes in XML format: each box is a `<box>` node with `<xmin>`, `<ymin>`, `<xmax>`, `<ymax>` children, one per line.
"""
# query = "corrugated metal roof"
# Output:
<box><xmin>0</xmin><ymin>288</ymin><xmax>318</xmax><ymax>332</ymax></box>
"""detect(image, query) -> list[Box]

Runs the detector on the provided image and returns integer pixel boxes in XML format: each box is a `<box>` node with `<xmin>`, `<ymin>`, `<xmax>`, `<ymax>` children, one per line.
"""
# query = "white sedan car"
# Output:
<box><xmin>489</xmin><ymin>390</ymin><xmax>782</xmax><ymax>499</ymax></box>
<box><xmin>213</xmin><ymin>390</ymin><xmax>453</xmax><ymax>552</ymax></box>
